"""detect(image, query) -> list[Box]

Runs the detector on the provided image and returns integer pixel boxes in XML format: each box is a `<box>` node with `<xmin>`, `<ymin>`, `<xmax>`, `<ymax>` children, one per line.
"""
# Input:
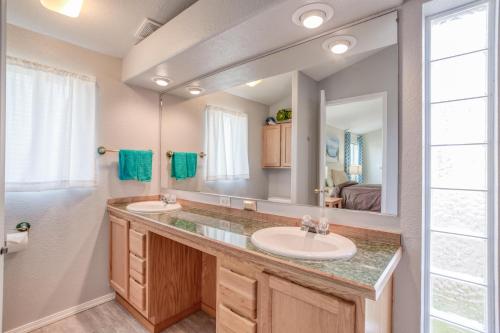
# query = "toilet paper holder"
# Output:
<box><xmin>0</xmin><ymin>222</ymin><xmax>31</xmax><ymax>255</ymax></box>
<box><xmin>16</xmin><ymin>222</ymin><xmax>31</xmax><ymax>232</ymax></box>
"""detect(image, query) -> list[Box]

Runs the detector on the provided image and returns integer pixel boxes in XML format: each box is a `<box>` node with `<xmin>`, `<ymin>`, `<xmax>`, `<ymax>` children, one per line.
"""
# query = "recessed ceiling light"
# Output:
<box><xmin>40</xmin><ymin>0</ymin><xmax>84</xmax><ymax>18</ymax></box>
<box><xmin>322</xmin><ymin>36</ymin><xmax>357</xmax><ymax>55</ymax></box>
<box><xmin>187</xmin><ymin>86</ymin><xmax>204</xmax><ymax>95</ymax></box>
<box><xmin>292</xmin><ymin>3</ymin><xmax>334</xmax><ymax>29</ymax></box>
<box><xmin>152</xmin><ymin>77</ymin><xmax>171</xmax><ymax>87</ymax></box>
<box><xmin>246</xmin><ymin>80</ymin><xmax>262</xmax><ymax>87</ymax></box>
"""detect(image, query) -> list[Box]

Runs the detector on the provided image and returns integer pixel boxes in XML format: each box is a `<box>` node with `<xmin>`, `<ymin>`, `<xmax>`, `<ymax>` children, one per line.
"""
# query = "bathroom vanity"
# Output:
<box><xmin>107</xmin><ymin>196</ymin><xmax>401</xmax><ymax>333</ymax></box>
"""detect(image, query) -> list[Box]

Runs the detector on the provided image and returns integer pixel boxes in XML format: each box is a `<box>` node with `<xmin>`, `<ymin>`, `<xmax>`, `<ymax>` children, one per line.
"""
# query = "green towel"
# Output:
<box><xmin>118</xmin><ymin>150</ymin><xmax>153</xmax><ymax>182</ymax></box>
<box><xmin>171</xmin><ymin>152</ymin><xmax>197</xmax><ymax>180</ymax></box>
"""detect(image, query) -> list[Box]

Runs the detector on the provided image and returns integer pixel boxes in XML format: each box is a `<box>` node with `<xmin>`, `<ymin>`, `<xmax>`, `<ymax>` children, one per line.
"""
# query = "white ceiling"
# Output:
<box><xmin>225</xmin><ymin>72</ymin><xmax>293</xmax><ymax>106</ymax></box>
<box><xmin>124</xmin><ymin>0</ymin><xmax>402</xmax><ymax>91</ymax></box>
<box><xmin>301</xmin><ymin>48</ymin><xmax>381</xmax><ymax>82</ymax></box>
<box><xmin>167</xmin><ymin>11</ymin><xmax>397</xmax><ymax>99</ymax></box>
<box><xmin>6</xmin><ymin>0</ymin><xmax>197</xmax><ymax>57</ymax></box>
<box><xmin>326</xmin><ymin>95</ymin><xmax>384</xmax><ymax>134</ymax></box>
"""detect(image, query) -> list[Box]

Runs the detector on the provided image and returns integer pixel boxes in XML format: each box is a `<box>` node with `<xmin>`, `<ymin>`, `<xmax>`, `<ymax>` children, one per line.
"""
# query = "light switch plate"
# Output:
<box><xmin>219</xmin><ymin>196</ymin><xmax>231</xmax><ymax>207</ymax></box>
<box><xmin>243</xmin><ymin>200</ymin><xmax>257</xmax><ymax>211</ymax></box>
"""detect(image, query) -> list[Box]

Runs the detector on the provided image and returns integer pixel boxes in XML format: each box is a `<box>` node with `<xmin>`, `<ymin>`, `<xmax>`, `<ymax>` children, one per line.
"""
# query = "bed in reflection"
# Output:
<box><xmin>327</xmin><ymin>171</ymin><xmax>382</xmax><ymax>212</ymax></box>
<box><xmin>331</xmin><ymin>182</ymin><xmax>381</xmax><ymax>212</ymax></box>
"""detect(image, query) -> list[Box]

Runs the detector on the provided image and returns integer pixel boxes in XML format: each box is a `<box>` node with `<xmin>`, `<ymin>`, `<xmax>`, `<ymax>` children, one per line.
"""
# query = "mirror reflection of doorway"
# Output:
<box><xmin>321</xmin><ymin>92</ymin><xmax>388</xmax><ymax>213</ymax></box>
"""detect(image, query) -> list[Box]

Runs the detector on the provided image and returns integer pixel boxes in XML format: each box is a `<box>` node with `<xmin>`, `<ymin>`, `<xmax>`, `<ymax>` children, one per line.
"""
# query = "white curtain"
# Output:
<box><xmin>6</xmin><ymin>57</ymin><xmax>97</xmax><ymax>191</ymax></box>
<box><xmin>204</xmin><ymin>105</ymin><xmax>249</xmax><ymax>181</ymax></box>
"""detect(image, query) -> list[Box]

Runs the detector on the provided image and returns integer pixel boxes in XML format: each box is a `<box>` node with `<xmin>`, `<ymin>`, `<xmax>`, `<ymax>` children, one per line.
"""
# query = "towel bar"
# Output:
<box><xmin>97</xmin><ymin>146</ymin><xmax>119</xmax><ymax>155</ymax></box>
<box><xmin>97</xmin><ymin>146</ymin><xmax>155</xmax><ymax>155</ymax></box>
<box><xmin>166</xmin><ymin>151</ymin><xmax>206</xmax><ymax>159</ymax></box>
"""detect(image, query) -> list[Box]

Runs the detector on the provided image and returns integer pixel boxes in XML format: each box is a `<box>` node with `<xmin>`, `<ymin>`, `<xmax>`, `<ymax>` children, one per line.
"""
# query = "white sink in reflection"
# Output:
<box><xmin>126</xmin><ymin>201</ymin><xmax>182</xmax><ymax>213</ymax></box>
<box><xmin>251</xmin><ymin>227</ymin><xmax>357</xmax><ymax>260</ymax></box>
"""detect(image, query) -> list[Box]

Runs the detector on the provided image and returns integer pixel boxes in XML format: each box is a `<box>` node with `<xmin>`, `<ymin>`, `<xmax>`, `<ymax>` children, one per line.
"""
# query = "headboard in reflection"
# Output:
<box><xmin>161</xmin><ymin>11</ymin><xmax>398</xmax><ymax>215</ymax></box>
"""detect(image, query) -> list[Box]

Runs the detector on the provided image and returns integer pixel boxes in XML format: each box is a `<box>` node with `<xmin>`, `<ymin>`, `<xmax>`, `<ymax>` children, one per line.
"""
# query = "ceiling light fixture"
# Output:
<box><xmin>292</xmin><ymin>3</ymin><xmax>334</xmax><ymax>29</ymax></box>
<box><xmin>40</xmin><ymin>0</ymin><xmax>84</xmax><ymax>18</ymax></box>
<box><xmin>152</xmin><ymin>77</ymin><xmax>171</xmax><ymax>87</ymax></box>
<box><xmin>246</xmin><ymin>80</ymin><xmax>262</xmax><ymax>87</ymax></box>
<box><xmin>322</xmin><ymin>36</ymin><xmax>357</xmax><ymax>55</ymax></box>
<box><xmin>187</xmin><ymin>86</ymin><xmax>204</xmax><ymax>95</ymax></box>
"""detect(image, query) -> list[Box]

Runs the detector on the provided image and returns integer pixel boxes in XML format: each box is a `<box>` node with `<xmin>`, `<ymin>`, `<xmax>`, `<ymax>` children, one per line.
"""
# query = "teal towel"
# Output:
<box><xmin>118</xmin><ymin>150</ymin><xmax>153</xmax><ymax>182</ymax></box>
<box><xmin>171</xmin><ymin>152</ymin><xmax>197</xmax><ymax>180</ymax></box>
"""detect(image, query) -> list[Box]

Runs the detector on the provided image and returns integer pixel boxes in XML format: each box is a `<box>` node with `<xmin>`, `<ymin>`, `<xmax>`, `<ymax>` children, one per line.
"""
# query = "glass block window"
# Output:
<box><xmin>424</xmin><ymin>1</ymin><xmax>496</xmax><ymax>332</ymax></box>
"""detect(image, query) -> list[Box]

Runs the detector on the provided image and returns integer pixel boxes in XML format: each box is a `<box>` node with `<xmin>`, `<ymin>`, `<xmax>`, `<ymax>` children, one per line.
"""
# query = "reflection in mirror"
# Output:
<box><xmin>161</xmin><ymin>11</ymin><xmax>398</xmax><ymax>215</ymax></box>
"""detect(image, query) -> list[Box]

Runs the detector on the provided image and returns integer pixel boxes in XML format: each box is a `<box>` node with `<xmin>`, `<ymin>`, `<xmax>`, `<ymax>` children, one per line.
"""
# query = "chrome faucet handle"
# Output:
<box><xmin>301</xmin><ymin>215</ymin><xmax>319</xmax><ymax>233</ymax></box>
<box><xmin>160</xmin><ymin>194</ymin><xmax>169</xmax><ymax>204</ymax></box>
<box><xmin>317</xmin><ymin>217</ymin><xmax>330</xmax><ymax>235</ymax></box>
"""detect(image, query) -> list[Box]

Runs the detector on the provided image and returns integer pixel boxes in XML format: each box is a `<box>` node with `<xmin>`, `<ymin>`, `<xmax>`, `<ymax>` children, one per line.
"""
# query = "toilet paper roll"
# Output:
<box><xmin>7</xmin><ymin>231</ymin><xmax>29</xmax><ymax>253</ymax></box>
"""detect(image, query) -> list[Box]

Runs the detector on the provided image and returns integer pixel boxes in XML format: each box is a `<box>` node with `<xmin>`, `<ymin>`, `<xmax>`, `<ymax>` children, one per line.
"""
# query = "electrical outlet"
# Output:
<box><xmin>243</xmin><ymin>200</ymin><xmax>257</xmax><ymax>211</ymax></box>
<box><xmin>219</xmin><ymin>196</ymin><xmax>231</xmax><ymax>207</ymax></box>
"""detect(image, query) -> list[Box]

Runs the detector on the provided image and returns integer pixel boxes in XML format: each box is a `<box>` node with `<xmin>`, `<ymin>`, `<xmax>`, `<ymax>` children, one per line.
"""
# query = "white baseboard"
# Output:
<box><xmin>5</xmin><ymin>292</ymin><xmax>116</xmax><ymax>333</ymax></box>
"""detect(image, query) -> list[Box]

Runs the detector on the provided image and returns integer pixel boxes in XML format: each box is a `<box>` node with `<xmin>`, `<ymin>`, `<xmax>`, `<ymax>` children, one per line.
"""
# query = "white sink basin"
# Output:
<box><xmin>251</xmin><ymin>227</ymin><xmax>357</xmax><ymax>260</ymax></box>
<box><xmin>126</xmin><ymin>201</ymin><xmax>182</xmax><ymax>213</ymax></box>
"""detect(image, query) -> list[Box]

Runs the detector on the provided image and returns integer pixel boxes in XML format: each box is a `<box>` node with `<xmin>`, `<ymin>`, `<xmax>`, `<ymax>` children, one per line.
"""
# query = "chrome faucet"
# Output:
<box><xmin>160</xmin><ymin>194</ymin><xmax>169</xmax><ymax>204</ymax></box>
<box><xmin>301</xmin><ymin>215</ymin><xmax>330</xmax><ymax>235</ymax></box>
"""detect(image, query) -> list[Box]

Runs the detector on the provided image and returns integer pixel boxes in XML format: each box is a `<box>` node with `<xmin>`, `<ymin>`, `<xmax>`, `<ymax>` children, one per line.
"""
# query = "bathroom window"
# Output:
<box><xmin>423</xmin><ymin>1</ymin><xmax>496</xmax><ymax>333</ymax></box>
<box><xmin>204</xmin><ymin>105</ymin><xmax>249</xmax><ymax>181</ymax></box>
<box><xmin>5</xmin><ymin>57</ymin><xmax>96</xmax><ymax>191</ymax></box>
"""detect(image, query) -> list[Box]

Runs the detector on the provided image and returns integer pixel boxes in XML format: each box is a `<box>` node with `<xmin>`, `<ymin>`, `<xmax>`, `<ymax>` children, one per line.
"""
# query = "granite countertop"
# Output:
<box><xmin>109</xmin><ymin>203</ymin><xmax>401</xmax><ymax>294</ymax></box>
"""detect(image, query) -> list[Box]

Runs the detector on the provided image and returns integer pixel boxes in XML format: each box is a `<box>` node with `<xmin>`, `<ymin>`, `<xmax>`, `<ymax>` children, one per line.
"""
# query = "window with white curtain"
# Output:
<box><xmin>204</xmin><ymin>105</ymin><xmax>249</xmax><ymax>181</ymax></box>
<box><xmin>6</xmin><ymin>57</ymin><xmax>97</xmax><ymax>191</ymax></box>
<box><xmin>423</xmin><ymin>1</ymin><xmax>496</xmax><ymax>332</ymax></box>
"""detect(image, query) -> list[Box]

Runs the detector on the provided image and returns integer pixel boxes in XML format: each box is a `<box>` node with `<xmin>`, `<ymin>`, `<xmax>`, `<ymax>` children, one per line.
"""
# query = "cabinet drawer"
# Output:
<box><xmin>129</xmin><ymin>268</ymin><xmax>146</xmax><ymax>285</ymax></box>
<box><xmin>218</xmin><ymin>304</ymin><xmax>256</xmax><ymax>333</ymax></box>
<box><xmin>129</xmin><ymin>229</ymin><xmax>146</xmax><ymax>258</ymax></box>
<box><xmin>129</xmin><ymin>253</ymin><xmax>146</xmax><ymax>275</ymax></box>
<box><xmin>129</xmin><ymin>278</ymin><xmax>146</xmax><ymax>311</ymax></box>
<box><xmin>219</xmin><ymin>267</ymin><xmax>257</xmax><ymax>319</ymax></box>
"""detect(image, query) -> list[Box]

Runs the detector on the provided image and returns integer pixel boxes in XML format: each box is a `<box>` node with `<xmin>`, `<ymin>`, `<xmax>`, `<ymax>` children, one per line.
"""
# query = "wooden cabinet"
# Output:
<box><xmin>218</xmin><ymin>259</ymin><xmax>358</xmax><ymax>333</ymax></box>
<box><xmin>262</xmin><ymin>123</ymin><xmax>291</xmax><ymax>168</ymax></box>
<box><xmin>280</xmin><ymin>123</ymin><xmax>292</xmax><ymax>167</ymax></box>
<box><xmin>109</xmin><ymin>215</ymin><xmax>129</xmax><ymax>298</ymax></box>
<box><xmin>109</xmin><ymin>208</ymin><xmax>393</xmax><ymax>333</ymax></box>
<box><xmin>260</xmin><ymin>275</ymin><xmax>355</xmax><ymax>333</ymax></box>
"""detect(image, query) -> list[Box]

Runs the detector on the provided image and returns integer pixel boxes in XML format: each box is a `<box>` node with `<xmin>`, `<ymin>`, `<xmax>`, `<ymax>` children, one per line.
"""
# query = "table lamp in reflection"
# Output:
<box><xmin>348</xmin><ymin>164</ymin><xmax>362</xmax><ymax>182</ymax></box>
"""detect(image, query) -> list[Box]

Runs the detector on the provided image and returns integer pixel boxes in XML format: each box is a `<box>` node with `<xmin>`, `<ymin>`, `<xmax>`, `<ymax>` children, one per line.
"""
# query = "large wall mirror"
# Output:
<box><xmin>160</xmin><ymin>11</ymin><xmax>398</xmax><ymax>216</ymax></box>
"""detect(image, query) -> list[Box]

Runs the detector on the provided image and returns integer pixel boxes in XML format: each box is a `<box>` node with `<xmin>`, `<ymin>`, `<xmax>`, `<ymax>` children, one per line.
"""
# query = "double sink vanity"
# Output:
<box><xmin>107</xmin><ymin>195</ymin><xmax>401</xmax><ymax>333</ymax></box>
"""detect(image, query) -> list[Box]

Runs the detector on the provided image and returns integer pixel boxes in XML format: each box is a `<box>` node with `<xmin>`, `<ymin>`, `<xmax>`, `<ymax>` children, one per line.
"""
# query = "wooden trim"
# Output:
<box><xmin>201</xmin><ymin>303</ymin><xmax>216</xmax><ymax>318</ymax></box>
<box><xmin>116</xmin><ymin>294</ymin><xmax>153</xmax><ymax>333</ymax></box>
<box><xmin>153</xmin><ymin>303</ymin><xmax>201</xmax><ymax>333</ymax></box>
<box><xmin>5</xmin><ymin>293</ymin><xmax>115</xmax><ymax>333</ymax></box>
<box><xmin>201</xmin><ymin>253</ymin><xmax>217</xmax><ymax>317</ymax></box>
<box><xmin>269</xmin><ymin>275</ymin><xmax>341</xmax><ymax>312</ymax></box>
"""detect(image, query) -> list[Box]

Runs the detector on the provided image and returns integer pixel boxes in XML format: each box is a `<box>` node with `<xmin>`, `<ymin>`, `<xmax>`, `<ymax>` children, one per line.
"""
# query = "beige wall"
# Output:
<box><xmin>363</xmin><ymin>129</ymin><xmax>383</xmax><ymax>184</ymax></box>
<box><xmin>393</xmin><ymin>2</ymin><xmax>423</xmax><ymax>332</ymax></box>
<box><xmin>4</xmin><ymin>25</ymin><xmax>160</xmax><ymax>331</ymax></box>
<box><xmin>267</xmin><ymin>95</ymin><xmax>292</xmax><ymax>200</ymax></box>
<box><xmin>291</xmin><ymin>71</ymin><xmax>319</xmax><ymax>206</ymax></box>
<box><xmin>160</xmin><ymin>91</ymin><xmax>269</xmax><ymax>200</ymax></box>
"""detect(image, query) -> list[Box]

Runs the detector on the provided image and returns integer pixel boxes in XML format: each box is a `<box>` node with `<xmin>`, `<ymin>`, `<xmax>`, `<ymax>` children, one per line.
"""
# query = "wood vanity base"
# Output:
<box><xmin>108</xmin><ymin>197</ymin><xmax>399</xmax><ymax>333</ymax></box>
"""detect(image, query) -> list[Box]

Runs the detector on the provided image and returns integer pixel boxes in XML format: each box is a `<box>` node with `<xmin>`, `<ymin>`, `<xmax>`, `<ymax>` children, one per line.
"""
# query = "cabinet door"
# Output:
<box><xmin>280</xmin><ymin>123</ymin><xmax>292</xmax><ymax>167</ymax></box>
<box><xmin>261</xmin><ymin>275</ymin><xmax>355</xmax><ymax>333</ymax></box>
<box><xmin>262</xmin><ymin>125</ymin><xmax>281</xmax><ymax>167</ymax></box>
<box><xmin>109</xmin><ymin>215</ymin><xmax>129</xmax><ymax>298</ymax></box>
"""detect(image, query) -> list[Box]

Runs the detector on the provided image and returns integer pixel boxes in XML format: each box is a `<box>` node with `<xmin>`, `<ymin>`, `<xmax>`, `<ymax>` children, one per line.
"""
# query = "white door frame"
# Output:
<box><xmin>0</xmin><ymin>0</ymin><xmax>6</xmax><ymax>328</ymax></box>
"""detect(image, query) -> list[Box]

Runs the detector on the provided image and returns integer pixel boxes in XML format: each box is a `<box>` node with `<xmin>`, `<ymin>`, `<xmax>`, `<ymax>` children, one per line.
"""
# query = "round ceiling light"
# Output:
<box><xmin>322</xmin><ymin>36</ymin><xmax>357</xmax><ymax>54</ymax></box>
<box><xmin>187</xmin><ymin>86</ymin><xmax>204</xmax><ymax>95</ymax></box>
<box><xmin>292</xmin><ymin>3</ymin><xmax>334</xmax><ymax>29</ymax></box>
<box><xmin>152</xmin><ymin>76</ymin><xmax>171</xmax><ymax>87</ymax></box>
